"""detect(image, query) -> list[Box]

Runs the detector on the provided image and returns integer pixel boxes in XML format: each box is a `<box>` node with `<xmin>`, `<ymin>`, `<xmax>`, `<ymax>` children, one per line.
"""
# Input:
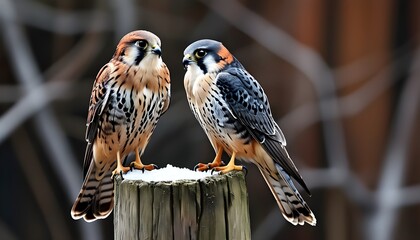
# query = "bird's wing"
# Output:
<box><xmin>216</xmin><ymin>67</ymin><xmax>310</xmax><ymax>194</ymax></box>
<box><xmin>82</xmin><ymin>64</ymin><xmax>112</xmax><ymax>178</ymax></box>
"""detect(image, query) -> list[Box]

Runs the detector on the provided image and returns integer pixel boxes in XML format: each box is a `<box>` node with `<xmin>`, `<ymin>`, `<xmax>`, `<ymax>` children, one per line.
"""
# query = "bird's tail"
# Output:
<box><xmin>257</xmin><ymin>158</ymin><xmax>316</xmax><ymax>226</ymax></box>
<box><xmin>71</xmin><ymin>162</ymin><xmax>114</xmax><ymax>222</ymax></box>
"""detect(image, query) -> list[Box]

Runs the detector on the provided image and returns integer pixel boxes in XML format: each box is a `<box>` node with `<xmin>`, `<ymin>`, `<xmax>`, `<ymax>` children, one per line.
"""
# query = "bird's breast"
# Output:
<box><xmin>185</xmin><ymin>73</ymin><xmax>253</xmax><ymax>156</ymax></box>
<box><xmin>97</xmin><ymin>71</ymin><xmax>167</xmax><ymax>157</ymax></box>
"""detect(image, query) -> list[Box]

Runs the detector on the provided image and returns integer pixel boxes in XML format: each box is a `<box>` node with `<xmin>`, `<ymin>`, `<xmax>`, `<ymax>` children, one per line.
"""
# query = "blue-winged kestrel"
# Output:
<box><xmin>71</xmin><ymin>30</ymin><xmax>170</xmax><ymax>222</ymax></box>
<box><xmin>182</xmin><ymin>39</ymin><xmax>315</xmax><ymax>226</ymax></box>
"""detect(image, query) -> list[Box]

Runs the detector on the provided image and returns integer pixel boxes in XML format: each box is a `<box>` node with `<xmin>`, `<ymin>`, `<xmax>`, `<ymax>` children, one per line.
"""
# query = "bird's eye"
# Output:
<box><xmin>195</xmin><ymin>49</ymin><xmax>207</xmax><ymax>58</ymax></box>
<box><xmin>135</xmin><ymin>40</ymin><xmax>148</xmax><ymax>49</ymax></box>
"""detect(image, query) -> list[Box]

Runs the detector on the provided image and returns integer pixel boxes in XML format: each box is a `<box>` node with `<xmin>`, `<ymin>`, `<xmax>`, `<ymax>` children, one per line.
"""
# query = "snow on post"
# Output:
<box><xmin>113</xmin><ymin>164</ymin><xmax>251</xmax><ymax>240</ymax></box>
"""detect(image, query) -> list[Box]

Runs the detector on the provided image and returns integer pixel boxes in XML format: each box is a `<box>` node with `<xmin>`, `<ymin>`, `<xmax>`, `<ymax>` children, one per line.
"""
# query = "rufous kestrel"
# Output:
<box><xmin>71</xmin><ymin>30</ymin><xmax>170</xmax><ymax>222</ymax></box>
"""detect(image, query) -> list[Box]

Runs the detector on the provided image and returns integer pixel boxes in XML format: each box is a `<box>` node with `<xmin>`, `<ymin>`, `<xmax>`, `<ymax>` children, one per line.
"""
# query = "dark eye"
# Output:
<box><xmin>135</xmin><ymin>40</ymin><xmax>148</xmax><ymax>49</ymax></box>
<box><xmin>195</xmin><ymin>49</ymin><xmax>207</xmax><ymax>58</ymax></box>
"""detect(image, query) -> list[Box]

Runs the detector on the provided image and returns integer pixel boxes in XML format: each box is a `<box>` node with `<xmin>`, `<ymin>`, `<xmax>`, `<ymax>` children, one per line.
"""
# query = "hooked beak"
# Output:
<box><xmin>182</xmin><ymin>54</ymin><xmax>193</xmax><ymax>70</ymax></box>
<box><xmin>151</xmin><ymin>46</ymin><xmax>162</xmax><ymax>57</ymax></box>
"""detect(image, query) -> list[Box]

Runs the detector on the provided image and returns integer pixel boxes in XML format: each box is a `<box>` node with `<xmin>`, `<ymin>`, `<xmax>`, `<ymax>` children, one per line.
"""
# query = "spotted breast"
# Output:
<box><xmin>71</xmin><ymin>30</ymin><xmax>170</xmax><ymax>222</ymax></box>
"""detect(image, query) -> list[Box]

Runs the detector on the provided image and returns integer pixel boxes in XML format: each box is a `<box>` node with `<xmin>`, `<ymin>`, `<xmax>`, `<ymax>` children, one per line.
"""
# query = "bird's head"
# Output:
<box><xmin>114</xmin><ymin>30</ymin><xmax>162</xmax><ymax>68</ymax></box>
<box><xmin>182</xmin><ymin>39</ymin><xmax>235</xmax><ymax>75</ymax></box>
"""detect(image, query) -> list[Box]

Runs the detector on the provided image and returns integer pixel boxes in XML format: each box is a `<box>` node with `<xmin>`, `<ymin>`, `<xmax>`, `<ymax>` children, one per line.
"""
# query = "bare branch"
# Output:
<box><xmin>0</xmin><ymin>0</ymin><xmax>102</xmax><ymax>239</ymax></box>
<box><xmin>367</xmin><ymin>47</ymin><xmax>420</xmax><ymax>240</ymax></box>
<box><xmin>396</xmin><ymin>185</ymin><xmax>420</xmax><ymax>207</ymax></box>
<box><xmin>280</xmin><ymin>49</ymin><xmax>410</xmax><ymax>142</ymax></box>
<box><xmin>0</xmin><ymin>82</ymin><xmax>72</xmax><ymax>143</ymax></box>
<box><xmin>11</xmin><ymin>129</ymin><xmax>72</xmax><ymax>240</ymax></box>
<box><xmin>108</xmin><ymin>0</ymin><xmax>137</xmax><ymax>42</ymax></box>
<box><xmin>8</xmin><ymin>0</ymin><xmax>109</xmax><ymax>34</ymax></box>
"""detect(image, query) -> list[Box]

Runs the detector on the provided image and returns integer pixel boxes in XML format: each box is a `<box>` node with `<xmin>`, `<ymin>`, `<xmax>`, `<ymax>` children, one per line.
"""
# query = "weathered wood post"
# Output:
<box><xmin>114</xmin><ymin>165</ymin><xmax>251</xmax><ymax>240</ymax></box>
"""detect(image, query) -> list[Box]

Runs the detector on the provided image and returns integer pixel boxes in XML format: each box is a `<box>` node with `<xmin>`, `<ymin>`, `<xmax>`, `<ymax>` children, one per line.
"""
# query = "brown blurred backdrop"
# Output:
<box><xmin>0</xmin><ymin>0</ymin><xmax>419</xmax><ymax>239</ymax></box>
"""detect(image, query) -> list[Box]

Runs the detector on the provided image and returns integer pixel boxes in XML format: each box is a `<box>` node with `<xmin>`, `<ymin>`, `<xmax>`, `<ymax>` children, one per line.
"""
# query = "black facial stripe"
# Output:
<box><xmin>197</xmin><ymin>60</ymin><xmax>208</xmax><ymax>74</ymax></box>
<box><xmin>196</xmin><ymin>52</ymin><xmax>221</xmax><ymax>74</ymax></box>
<box><xmin>134</xmin><ymin>50</ymin><xmax>145</xmax><ymax>65</ymax></box>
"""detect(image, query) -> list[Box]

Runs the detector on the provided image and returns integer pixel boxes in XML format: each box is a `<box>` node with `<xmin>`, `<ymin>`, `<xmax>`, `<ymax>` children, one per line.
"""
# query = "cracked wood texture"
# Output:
<box><xmin>113</xmin><ymin>171</ymin><xmax>251</xmax><ymax>240</ymax></box>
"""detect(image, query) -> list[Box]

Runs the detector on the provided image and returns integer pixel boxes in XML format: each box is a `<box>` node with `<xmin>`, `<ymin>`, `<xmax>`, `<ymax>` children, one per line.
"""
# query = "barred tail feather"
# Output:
<box><xmin>71</xmin><ymin>163</ymin><xmax>114</xmax><ymax>222</ymax></box>
<box><xmin>258</xmin><ymin>161</ymin><xmax>316</xmax><ymax>226</ymax></box>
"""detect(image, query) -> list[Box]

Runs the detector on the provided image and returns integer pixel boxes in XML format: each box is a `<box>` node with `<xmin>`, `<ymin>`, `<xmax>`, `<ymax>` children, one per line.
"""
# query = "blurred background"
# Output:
<box><xmin>0</xmin><ymin>0</ymin><xmax>419</xmax><ymax>239</ymax></box>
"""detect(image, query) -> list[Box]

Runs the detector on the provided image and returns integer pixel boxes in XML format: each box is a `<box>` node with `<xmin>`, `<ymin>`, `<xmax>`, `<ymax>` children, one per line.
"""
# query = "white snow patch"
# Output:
<box><xmin>123</xmin><ymin>164</ymin><xmax>213</xmax><ymax>182</ymax></box>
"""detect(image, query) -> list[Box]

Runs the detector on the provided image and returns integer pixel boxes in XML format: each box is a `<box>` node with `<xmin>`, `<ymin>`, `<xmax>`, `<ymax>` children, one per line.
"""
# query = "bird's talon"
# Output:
<box><xmin>194</xmin><ymin>163</ymin><xmax>211</xmax><ymax>172</ymax></box>
<box><xmin>213</xmin><ymin>164</ymin><xmax>244</xmax><ymax>174</ymax></box>
<box><xmin>129</xmin><ymin>162</ymin><xmax>135</xmax><ymax>171</ymax></box>
<box><xmin>130</xmin><ymin>162</ymin><xmax>157</xmax><ymax>172</ymax></box>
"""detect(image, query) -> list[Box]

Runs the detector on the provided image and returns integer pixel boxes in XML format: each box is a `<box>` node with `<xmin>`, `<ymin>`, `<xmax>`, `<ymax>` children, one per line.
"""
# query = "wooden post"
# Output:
<box><xmin>114</xmin><ymin>170</ymin><xmax>251</xmax><ymax>240</ymax></box>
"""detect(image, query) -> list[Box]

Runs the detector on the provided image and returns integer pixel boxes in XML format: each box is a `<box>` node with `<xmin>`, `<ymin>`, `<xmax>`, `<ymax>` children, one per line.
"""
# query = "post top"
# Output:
<box><xmin>123</xmin><ymin>164</ymin><xmax>213</xmax><ymax>182</ymax></box>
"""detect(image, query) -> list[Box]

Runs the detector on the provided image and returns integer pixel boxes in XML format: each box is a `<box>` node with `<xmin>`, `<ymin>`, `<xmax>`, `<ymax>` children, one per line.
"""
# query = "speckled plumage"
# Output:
<box><xmin>71</xmin><ymin>30</ymin><xmax>170</xmax><ymax>222</ymax></box>
<box><xmin>183</xmin><ymin>39</ymin><xmax>316</xmax><ymax>226</ymax></box>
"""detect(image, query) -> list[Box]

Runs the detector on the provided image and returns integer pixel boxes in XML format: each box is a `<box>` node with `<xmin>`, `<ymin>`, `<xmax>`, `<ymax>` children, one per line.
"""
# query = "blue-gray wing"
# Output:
<box><xmin>216</xmin><ymin>67</ymin><xmax>310</xmax><ymax>194</ymax></box>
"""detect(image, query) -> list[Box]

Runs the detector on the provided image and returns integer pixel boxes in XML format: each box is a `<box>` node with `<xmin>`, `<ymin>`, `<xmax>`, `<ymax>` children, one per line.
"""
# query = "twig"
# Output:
<box><xmin>0</xmin><ymin>82</ymin><xmax>72</xmax><ymax>143</ymax></box>
<box><xmin>0</xmin><ymin>0</ymin><xmax>102</xmax><ymax>239</ymax></box>
<box><xmin>334</xmin><ymin>43</ymin><xmax>412</xmax><ymax>88</ymax></box>
<box><xmin>396</xmin><ymin>185</ymin><xmax>420</xmax><ymax>207</ymax></box>
<box><xmin>280</xmin><ymin>49</ymin><xmax>410</xmax><ymax>142</ymax></box>
<box><xmin>10</xmin><ymin>0</ymin><xmax>109</xmax><ymax>34</ymax></box>
<box><xmin>108</xmin><ymin>0</ymin><xmax>137</xmax><ymax>42</ymax></box>
<box><xmin>44</xmin><ymin>17</ymin><xmax>106</xmax><ymax>81</ymax></box>
<box><xmin>11</xmin><ymin>129</ymin><xmax>72</xmax><ymax>240</ymax></box>
<box><xmin>367</xmin><ymin>47</ymin><xmax>420</xmax><ymax>240</ymax></box>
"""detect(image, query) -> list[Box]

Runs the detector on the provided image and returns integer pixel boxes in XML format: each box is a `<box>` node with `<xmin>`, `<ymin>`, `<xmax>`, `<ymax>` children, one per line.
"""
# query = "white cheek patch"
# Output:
<box><xmin>122</xmin><ymin>47</ymin><xmax>161</xmax><ymax>70</ymax></box>
<box><xmin>122</xmin><ymin>47</ymin><xmax>139</xmax><ymax>65</ymax></box>
<box><xmin>187</xmin><ymin>64</ymin><xmax>205</xmax><ymax>80</ymax></box>
<box><xmin>203</xmin><ymin>55</ymin><xmax>220</xmax><ymax>73</ymax></box>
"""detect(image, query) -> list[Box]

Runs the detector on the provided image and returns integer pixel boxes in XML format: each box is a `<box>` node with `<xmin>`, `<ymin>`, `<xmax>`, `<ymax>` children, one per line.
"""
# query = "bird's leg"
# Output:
<box><xmin>112</xmin><ymin>151</ymin><xmax>131</xmax><ymax>179</ymax></box>
<box><xmin>213</xmin><ymin>152</ymin><xmax>244</xmax><ymax>174</ymax></box>
<box><xmin>130</xmin><ymin>148</ymin><xmax>158</xmax><ymax>172</ymax></box>
<box><xmin>194</xmin><ymin>146</ymin><xmax>224</xmax><ymax>171</ymax></box>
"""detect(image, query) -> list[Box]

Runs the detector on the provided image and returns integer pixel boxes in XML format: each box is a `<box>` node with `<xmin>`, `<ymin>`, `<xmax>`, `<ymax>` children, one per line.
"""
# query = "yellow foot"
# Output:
<box><xmin>213</xmin><ymin>164</ymin><xmax>246</xmax><ymax>175</ymax></box>
<box><xmin>111</xmin><ymin>166</ymin><xmax>131</xmax><ymax>179</ymax></box>
<box><xmin>130</xmin><ymin>162</ymin><xmax>158</xmax><ymax>172</ymax></box>
<box><xmin>194</xmin><ymin>161</ymin><xmax>225</xmax><ymax>172</ymax></box>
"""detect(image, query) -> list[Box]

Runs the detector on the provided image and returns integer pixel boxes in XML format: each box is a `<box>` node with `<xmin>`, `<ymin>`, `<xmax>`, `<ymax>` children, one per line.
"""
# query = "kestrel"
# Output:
<box><xmin>71</xmin><ymin>30</ymin><xmax>170</xmax><ymax>222</ymax></box>
<box><xmin>182</xmin><ymin>39</ymin><xmax>316</xmax><ymax>226</ymax></box>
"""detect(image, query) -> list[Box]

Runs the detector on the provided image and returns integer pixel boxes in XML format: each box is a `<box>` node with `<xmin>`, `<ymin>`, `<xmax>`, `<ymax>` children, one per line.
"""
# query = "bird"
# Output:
<box><xmin>182</xmin><ymin>39</ymin><xmax>316</xmax><ymax>226</ymax></box>
<box><xmin>71</xmin><ymin>30</ymin><xmax>170</xmax><ymax>222</ymax></box>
